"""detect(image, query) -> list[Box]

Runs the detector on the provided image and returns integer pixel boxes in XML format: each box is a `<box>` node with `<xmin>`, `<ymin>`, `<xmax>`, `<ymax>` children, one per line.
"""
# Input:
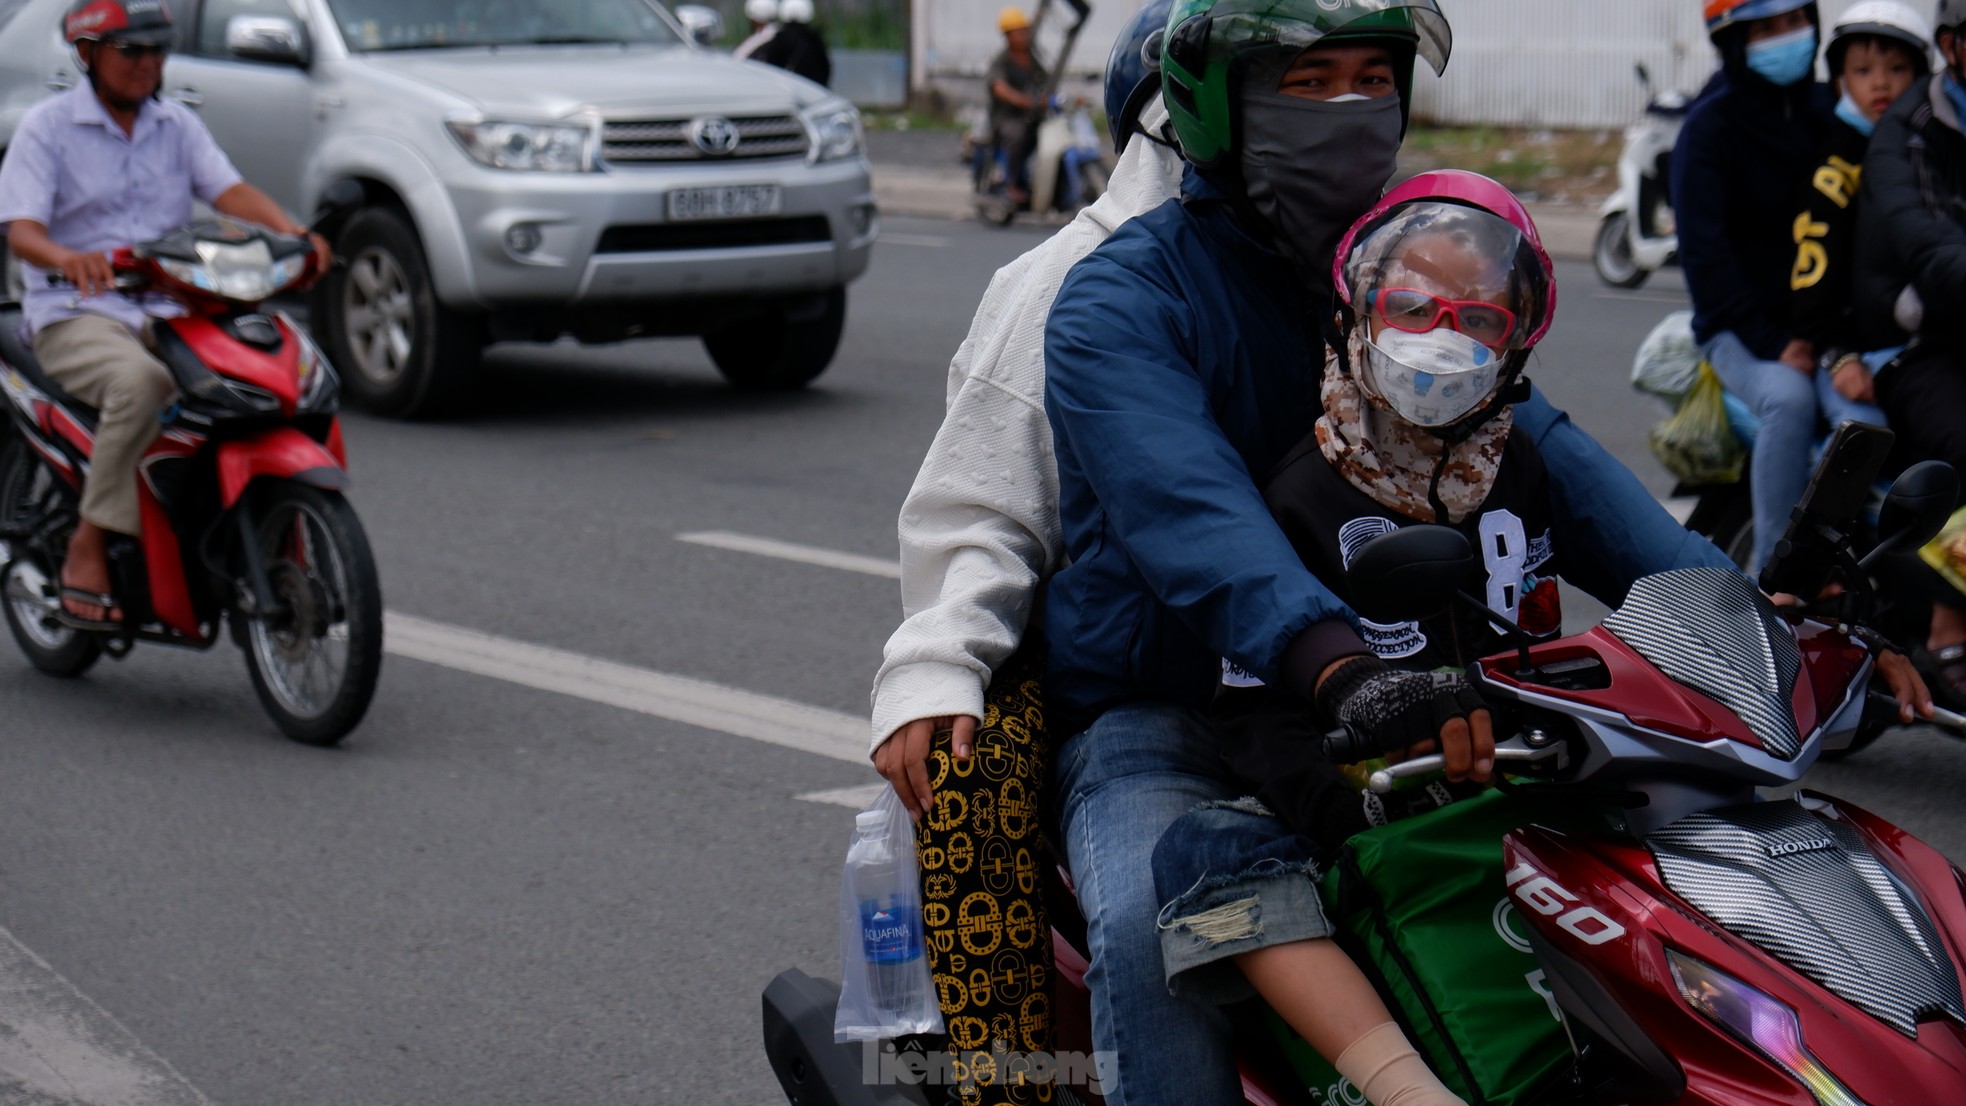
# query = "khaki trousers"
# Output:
<box><xmin>32</xmin><ymin>314</ymin><xmax>176</xmax><ymax>536</ymax></box>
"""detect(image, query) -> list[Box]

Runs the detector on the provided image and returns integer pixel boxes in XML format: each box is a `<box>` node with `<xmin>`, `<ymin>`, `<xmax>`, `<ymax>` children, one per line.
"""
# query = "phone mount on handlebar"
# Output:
<box><xmin>1758</xmin><ymin>422</ymin><xmax>1957</xmax><ymax>621</ymax></box>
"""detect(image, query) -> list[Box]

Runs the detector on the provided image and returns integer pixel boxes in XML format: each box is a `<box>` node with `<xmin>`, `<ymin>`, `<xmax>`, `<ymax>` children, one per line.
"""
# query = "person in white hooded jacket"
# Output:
<box><xmin>860</xmin><ymin>6</ymin><xmax>1185</xmax><ymax>1097</ymax></box>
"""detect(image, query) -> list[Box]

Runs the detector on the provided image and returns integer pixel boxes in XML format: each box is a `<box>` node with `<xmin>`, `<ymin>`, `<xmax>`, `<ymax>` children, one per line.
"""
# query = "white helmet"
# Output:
<box><xmin>1830</xmin><ymin>0</ymin><xmax>1936</xmax><ymax>72</ymax></box>
<box><xmin>779</xmin><ymin>0</ymin><xmax>814</xmax><ymax>23</ymax></box>
<box><xmin>745</xmin><ymin>0</ymin><xmax>779</xmax><ymax>23</ymax></box>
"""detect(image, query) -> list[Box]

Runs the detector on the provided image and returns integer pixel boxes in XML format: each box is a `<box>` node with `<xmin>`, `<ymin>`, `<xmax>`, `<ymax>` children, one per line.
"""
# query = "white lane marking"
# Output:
<box><xmin>797</xmin><ymin>783</ymin><xmax>886</xmax><ymax>809</ymax></box>
<box><xmin>1662</xmin><ymin>497</ymin><xmax>1698</xmax><ymax>525</ymax></box>
<box><xmin>879</xmin><ymin>232</ymin><xmax>954</xmax><ymax>248</ymax></box>
<box><xmin>675</xmin><ymin>531</ymin><xmax>900</xmax><ymax>579</ymax></box>
<box><xmin>383</xmin><ymin>613</ymin><xmax>868</xmax><ymax>764</ymax></box>
<box><xmin>0</xmin><ymin>924</ymin><xmax>214</xmax><ymax>1106</ymax></box>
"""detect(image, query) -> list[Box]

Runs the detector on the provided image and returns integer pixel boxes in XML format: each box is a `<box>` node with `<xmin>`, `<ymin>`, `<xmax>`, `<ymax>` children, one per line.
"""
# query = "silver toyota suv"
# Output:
<box><xmin>0</xmin><ymin>0</ymin><xmax>876</xmax><ymax>416</ymax></box>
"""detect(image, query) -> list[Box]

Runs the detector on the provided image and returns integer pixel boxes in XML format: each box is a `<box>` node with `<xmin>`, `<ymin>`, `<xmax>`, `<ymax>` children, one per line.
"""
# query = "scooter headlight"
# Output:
<box><xmin>1667</xmin><ymin>950</ymin><xmax>1870</xmax><ymax>1106</ymax></box>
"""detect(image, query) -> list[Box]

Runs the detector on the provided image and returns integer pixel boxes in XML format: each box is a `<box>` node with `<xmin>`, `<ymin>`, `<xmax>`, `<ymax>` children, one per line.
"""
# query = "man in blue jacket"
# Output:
<box><xmin>1671</xmin><ymin>0</ymin><xmax>1835</xmax><ymax>574</ymax></box>
<box><xmin>1041</xmin><ymin>1</ymin><xmax>1736</xmax><ymax>1103</ymax></box>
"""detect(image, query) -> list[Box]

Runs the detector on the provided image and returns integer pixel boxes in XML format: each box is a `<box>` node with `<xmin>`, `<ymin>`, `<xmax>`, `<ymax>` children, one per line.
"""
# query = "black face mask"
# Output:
<box><xmin>1237</xmin><ymin>91</ymin><xmax>1402</xmax><ymax>296</ymax></box>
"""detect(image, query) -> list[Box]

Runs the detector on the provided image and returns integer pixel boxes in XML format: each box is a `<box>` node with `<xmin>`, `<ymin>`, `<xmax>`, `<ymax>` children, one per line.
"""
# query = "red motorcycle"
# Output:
<box><xmin>0</xmin><ymin>196</ymin><xmax>381</xmax><ymax>745</ymax></box>
<box><xmin>765</xmin><ymin>435</ymin><xmax>1966</xmax><ymax>1105</ymax></box>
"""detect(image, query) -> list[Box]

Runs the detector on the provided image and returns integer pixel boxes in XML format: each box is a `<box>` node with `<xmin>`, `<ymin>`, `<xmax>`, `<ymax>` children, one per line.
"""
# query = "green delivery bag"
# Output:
<box><xmin>1267</xmin><ymin>791</ymin><xmax>1572</xmax><ymax>1106</ymax></box>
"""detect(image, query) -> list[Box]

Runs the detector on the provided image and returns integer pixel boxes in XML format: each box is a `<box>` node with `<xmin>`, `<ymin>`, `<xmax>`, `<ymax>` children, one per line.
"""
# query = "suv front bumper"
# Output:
<box><xmin>440</xmin><ymin>155</ymin><xmax>876</xmax><ymax>309</ymax></box>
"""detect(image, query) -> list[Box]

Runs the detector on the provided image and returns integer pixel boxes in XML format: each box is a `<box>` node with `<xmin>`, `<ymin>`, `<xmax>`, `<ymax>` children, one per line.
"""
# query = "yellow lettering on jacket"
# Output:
<box><xmin>1792</xmin><ymin>211</ymin><xmax>1830</xmax><ymax>290</ymax></box>
<box><xmin>1812</xmin><ymin>155</ymin><xmax>1863</xmax><ymax>209</ymax></box>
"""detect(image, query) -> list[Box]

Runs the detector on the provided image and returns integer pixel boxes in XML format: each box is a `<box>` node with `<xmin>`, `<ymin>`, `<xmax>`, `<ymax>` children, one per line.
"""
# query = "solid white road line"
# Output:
<box><xmin>674</xmin><ymin>531</ymin><xmax>900</xmax><ymax>579</ymax></box>
<box><xmin>879</xmin><ymin>233</ymin><xmax>955</xmax><ymax>248</ymax></box>
<box><xmin>796</xmin><ymin>783</ymin><xmax>887</xmax><ymax>810</ymax></box>
<box><xmin>383</xmin><ymin>613</ymin><xmax>870</xmax><ymax>765</ymax></box>
<box><xmin>0</xmin><ymin>925</ymin><xmax>214</xmax><ymax>1106</ymax></box>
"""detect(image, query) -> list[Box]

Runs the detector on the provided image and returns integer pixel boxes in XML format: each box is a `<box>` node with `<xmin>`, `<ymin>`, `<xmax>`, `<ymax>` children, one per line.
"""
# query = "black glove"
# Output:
<box><xmin>1315</xmin><ymin>656</ymin><xmax>1488</xmax><ymax>760</ymax></box>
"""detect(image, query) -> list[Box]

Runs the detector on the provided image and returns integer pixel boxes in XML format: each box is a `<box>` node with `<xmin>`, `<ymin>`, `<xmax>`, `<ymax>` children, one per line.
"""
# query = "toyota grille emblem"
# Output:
<box><xmin>689</xmin><ymin>116</ymin><xmax>740</xmax><ymax>156</ymax></box>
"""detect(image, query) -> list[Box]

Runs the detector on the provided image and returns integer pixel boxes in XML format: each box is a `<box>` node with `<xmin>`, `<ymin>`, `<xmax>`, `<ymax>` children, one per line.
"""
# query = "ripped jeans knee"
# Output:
<box><xmin>1151</xmin><ymin>798</ymin><xmax>1335</xmax><ymax>1005</ymax></box>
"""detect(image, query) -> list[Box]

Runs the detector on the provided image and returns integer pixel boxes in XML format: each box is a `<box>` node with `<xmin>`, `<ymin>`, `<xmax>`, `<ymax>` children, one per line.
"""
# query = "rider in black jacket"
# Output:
<box><xmin>1853</xmin><ymin>0</ymin><xmax>1966</xmax><ymax>702</ymax></box>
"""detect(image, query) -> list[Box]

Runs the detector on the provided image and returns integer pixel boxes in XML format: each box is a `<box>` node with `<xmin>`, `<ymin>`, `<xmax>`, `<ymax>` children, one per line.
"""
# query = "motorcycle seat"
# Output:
<box><xmin>0</xmin><ymin>310</ymin><xmax>101</xmax><ymax>433</ymax></box>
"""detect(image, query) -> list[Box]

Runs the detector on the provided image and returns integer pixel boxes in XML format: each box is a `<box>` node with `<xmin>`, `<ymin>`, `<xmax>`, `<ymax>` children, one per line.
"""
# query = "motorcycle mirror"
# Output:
<box><xmin>1875</xmin><ymin>460</ymin><xmax>1959</xmax><ymax>554</ymax></box>
<box><xmin>1345</xmin><ymin>526</ymin><xmax>1475</xmax><ymax>624</ymax></box>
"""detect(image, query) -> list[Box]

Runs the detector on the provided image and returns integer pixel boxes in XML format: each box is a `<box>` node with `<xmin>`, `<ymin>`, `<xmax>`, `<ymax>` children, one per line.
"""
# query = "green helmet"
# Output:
<box><xmin>1160</xmin><ymin>0</ymin><xmax>1451</xmax><ymax>167</ymax></box>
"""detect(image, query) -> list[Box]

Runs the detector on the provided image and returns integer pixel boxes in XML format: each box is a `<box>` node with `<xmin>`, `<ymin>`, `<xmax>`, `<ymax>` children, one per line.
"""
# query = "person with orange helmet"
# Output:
<box><xmin>1670</xmin><ymin>0</ymin><xmax>1837</xmax><ymax>577</ymax></box>
<box><xmin>986</xmin><ymin>7</ymin><xmax>1047</xmax><ymax>205</ymax></box>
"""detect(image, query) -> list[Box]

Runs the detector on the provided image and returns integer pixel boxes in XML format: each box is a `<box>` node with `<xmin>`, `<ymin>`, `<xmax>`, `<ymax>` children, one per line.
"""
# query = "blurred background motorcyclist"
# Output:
<box><xmin>987</xmin><ymin>7</ymin><xmax>1048</xmax><ymax>206</ymax></box>
<box><xmin>733</xmin><ymin>0</ymin><xmax>779</xmax><ymax>60</ymax></box>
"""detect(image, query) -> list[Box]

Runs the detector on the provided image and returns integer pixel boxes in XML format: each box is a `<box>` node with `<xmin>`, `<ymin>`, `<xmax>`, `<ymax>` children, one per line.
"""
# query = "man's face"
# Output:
<box><xmin>84</xmin><ymin>38</ymin><xmax>168</xmax><ymax>105</ymax></box>
<box><xmin>1275</xmin><ymin>42</ymin><xmax>1398</xmax><ymax>101</ymax></box>
<box><xmin>1942</xmin><ymin>28</ymin><xmax>1966</xmax><ymax>74</ymax></box>
<box><xmin>1839</xmin><ymin>39</ymin><xmax>1919</xmax><ymax>122</ymax></box>
<box><xmin>1744</xmin><ymin>7</ymin><xmax>1812</xmax><ymax>43</ymax></box>
<box><xmin>1004</xmin><ymin>26</ymin><xmax>1031</xmax><ymax>53</ymax></box>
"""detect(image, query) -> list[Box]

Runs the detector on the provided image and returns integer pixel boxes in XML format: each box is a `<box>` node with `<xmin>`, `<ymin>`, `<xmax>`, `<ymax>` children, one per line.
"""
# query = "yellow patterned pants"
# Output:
<box><xmin>913</xmin><ymin>641</ymin><xmax>1056</xmax><ymax>1105</ymax></box>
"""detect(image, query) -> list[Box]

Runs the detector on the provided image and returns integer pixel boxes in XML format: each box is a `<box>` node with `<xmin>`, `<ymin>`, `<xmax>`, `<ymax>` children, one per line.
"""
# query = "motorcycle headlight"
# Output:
<box><xmin>155</xmin><ymin>241</ymin><xmax>303</xmax><ymax>303</ymax></box>
<box><xmin>803</xmin><ymin>105</ymin><xmax>862</xmax><ymax>163</ymax></box>
<box><xmin>446</xmin><ymin>117</ymin><xmax>598</xmax><ymax>172</ymax></box>
<box><xmin>1667</xmin><ymin>950</ymin><xmax>1870</xmax><ymax>1106</ymax></box>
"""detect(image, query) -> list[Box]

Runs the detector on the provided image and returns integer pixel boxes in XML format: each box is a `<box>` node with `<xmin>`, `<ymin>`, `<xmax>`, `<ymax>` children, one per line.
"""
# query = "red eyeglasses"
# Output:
<box><xmin>1367</xmin><ymin>287</ymin><xmax>1519</xmax><ymax>348</ymax></box>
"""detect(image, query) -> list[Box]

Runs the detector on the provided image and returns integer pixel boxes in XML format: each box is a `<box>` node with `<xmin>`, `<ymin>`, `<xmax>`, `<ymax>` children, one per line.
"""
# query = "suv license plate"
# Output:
<box><xmin>667</xmin><ymin>185</ymin><xmax>782</xmax><ymax>221</ymax></box>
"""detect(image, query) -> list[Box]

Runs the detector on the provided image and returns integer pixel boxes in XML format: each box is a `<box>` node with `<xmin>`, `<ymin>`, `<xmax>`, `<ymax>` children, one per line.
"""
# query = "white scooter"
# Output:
<box><xmin>1595</xmin><ymin>63</ymin><xmax>1688</xmax><ymax>289</ymax></box>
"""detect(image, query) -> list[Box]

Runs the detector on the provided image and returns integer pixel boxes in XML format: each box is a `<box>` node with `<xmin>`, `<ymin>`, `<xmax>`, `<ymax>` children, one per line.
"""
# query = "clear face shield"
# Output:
<box><xmin>1342</xmin><ymin>202</ymin><xmax>1550</xmax><ymax>428</ymax></box>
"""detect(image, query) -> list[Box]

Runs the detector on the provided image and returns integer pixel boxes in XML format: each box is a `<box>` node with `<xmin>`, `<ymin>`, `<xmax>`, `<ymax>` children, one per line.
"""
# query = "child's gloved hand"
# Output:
<box><xmin>1316</xmin><ymin>656</ymin><xmax>1494</xmax><ymax>781</ymax></box>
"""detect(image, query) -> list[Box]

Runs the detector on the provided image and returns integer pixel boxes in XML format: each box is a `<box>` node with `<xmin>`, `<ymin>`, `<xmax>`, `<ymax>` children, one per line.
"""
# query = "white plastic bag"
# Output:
<box><xmin>833</xmin><ymin>787</ymin><xmax>944</xmax><ymax>1042</ymax></box>
<box><xmin>1631</xmin><ymin>309</ymin><xmax>1703</xmax><ymax>404</ymax></box>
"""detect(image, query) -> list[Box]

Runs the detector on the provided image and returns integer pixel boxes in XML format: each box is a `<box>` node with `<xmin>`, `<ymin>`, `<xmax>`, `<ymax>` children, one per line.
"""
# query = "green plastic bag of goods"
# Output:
<box><xmin>1265</xmin><ymin>791</ymin><xmax>1574</xmax><ymax>1106</ymax></box>
<box><xmin>1648</xmin><ymin>361</ymin><xmax>1745</xmax><ymax>485</ymax></box>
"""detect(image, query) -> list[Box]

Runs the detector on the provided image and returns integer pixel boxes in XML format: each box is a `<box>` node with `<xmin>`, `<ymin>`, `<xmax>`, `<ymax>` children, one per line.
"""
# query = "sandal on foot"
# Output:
<box><xmin>55</xmin><ymin>586</ymin><xmax>123</xmax><ymax>632</ymax></box>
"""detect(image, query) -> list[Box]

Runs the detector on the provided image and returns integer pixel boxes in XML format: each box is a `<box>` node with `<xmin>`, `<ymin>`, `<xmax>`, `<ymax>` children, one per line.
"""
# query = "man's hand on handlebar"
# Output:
<box><xmin>57</xmin><ymin>249</ymin><xmax>117</xmax><ymax>299</ymax></box>
<box><xmin>1874</xmin><ymin>647</ymin><xmax>1935</xmax><ymax>724</ymax></box>
<box><xmin>302</xmin><ymin>230</ymin><xmax>334</xmax><ymax>287</ymax></box>
<box><xmin>872</xmin><ymin>714</ymin><xmax>979</xmax><ymax>820</ymax></box>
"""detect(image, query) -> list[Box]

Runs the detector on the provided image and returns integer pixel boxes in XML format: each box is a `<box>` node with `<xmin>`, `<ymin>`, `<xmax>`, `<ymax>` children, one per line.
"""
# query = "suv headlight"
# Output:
<box><xmin>447</xmin><ymin>117</ymin><xmax>598</xmax><ymax>172</ymax></box>
<box><xmin>804</xmin><ymin>105</ymin><xmax>862</xmax><ymax>163</ymax></box>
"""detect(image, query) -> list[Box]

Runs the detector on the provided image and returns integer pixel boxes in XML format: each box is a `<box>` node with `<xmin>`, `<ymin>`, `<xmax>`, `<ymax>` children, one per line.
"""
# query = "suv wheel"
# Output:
<box><xmin>702</xmin><ymin>288</ymin><xmax>846</xmax><ymax>391</ymax></box>
<box><xmin>316</xmin><ymin>208</ymin><xmax>484</xmax><ymax>418</ymax></box>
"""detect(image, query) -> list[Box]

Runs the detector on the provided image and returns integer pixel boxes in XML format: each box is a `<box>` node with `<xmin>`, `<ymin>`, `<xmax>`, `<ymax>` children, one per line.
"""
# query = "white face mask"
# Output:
<box><xmin>1360</xmin><ymin>326</ymin><xmax>1503</xmax><ymax>428</ymax></box>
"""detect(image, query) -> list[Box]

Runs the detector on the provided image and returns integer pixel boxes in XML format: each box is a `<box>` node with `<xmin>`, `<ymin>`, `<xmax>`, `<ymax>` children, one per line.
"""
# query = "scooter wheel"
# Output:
<box><xmin>1594</xmin><ymin>212</ymin><xmax>1651</xmax><ymax>290</ymax></box>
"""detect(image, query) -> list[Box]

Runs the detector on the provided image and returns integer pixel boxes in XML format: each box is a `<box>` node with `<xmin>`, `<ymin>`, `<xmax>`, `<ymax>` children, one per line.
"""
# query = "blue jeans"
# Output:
<box><xmin>1152</xmin><ymin>798</ymin><xmax>1334</xmax><ymax>1006</ymax></box>
<box><xmin>1704</xmin><ymin>332</ymin><xmax>1818</xmax><ymax>573</ymax></box>
<box><xmin>1052</xmin><ymin>702</ymin><xmax>1244</xmax><ymax>1106</ymax></box>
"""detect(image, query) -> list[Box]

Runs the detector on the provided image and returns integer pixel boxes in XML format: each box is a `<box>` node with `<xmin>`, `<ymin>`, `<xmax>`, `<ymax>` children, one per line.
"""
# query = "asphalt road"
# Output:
<box><xmin>0</xmin><ymin>213</ymin><xmax>1960</xmax><ymax>1106</ymax></box>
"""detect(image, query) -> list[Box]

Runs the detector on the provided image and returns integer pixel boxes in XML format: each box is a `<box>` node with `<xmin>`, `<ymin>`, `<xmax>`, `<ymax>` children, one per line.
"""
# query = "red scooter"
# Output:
<box><xmin>0</xmin><ymin>189</ymin><xmax>381</xmax><ymax>745</ymax></box>
<box><xmin>765</xmin><ymin>435</ymin><xmax>1966</xmax><ymax>1105</ymax></box>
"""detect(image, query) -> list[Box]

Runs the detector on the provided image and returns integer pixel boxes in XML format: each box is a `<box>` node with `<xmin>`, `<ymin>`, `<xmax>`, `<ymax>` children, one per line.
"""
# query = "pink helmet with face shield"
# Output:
<box><xmin>1330</xmin><ymin>170</ymin><xmax>1557</xmax><ymax>430</ymax></box>
<box><xmin>1333</xmin><ymin>169</ymin><xmax>1557</xmax><ymax>349</ymax></box>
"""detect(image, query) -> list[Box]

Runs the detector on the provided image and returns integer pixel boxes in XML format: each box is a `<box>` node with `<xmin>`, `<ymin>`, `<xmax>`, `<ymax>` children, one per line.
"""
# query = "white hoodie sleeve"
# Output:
<box><xmin>867</xmin><ymin>103</ymin><xmax>1184</xmax><ymax>755</ymax></box>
